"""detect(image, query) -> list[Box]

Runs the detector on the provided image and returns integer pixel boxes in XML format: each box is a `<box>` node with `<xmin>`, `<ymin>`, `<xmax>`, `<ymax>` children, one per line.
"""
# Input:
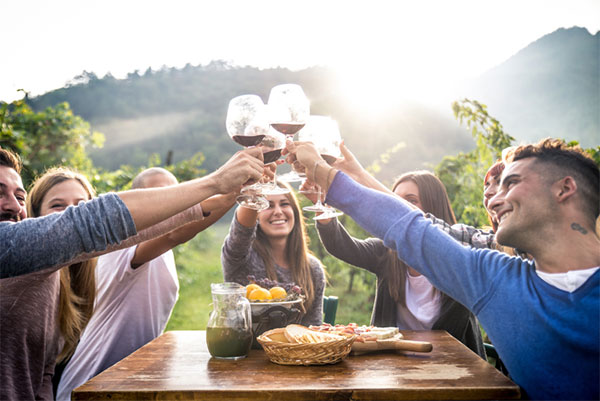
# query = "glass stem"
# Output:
<box><xmin>315</xmin><ymin>185</ymin><xmax>323</xmax><ymax>208</ymax></box>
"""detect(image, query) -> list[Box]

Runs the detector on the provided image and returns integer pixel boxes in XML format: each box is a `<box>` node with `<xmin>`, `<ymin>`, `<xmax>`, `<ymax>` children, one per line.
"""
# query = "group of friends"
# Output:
<box><xmin>0</xmin><ymin>135</ymin><xmax>598</xmax><ymax>401</ymax></box>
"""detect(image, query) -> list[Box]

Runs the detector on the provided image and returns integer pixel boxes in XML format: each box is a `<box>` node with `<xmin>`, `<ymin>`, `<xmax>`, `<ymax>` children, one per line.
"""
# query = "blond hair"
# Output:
<box><xmin>27</xmin><ymin>167</ymin><xmax>97</xmax><ymax>362</ymax></box>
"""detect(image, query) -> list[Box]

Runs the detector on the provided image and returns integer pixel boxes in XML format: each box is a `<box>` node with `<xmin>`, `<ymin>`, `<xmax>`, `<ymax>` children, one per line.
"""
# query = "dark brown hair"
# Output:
<box><xmin>387</xmin><ymin>171</ymin><xmax>457</xmax><ymax>305</ymax></box>
<box><xmin>0</xmin><ymin>148</ymin><xmax>22</xmax><ymax>173</ymax></box>
<box><xmin>252</xmin><ymin>181</ymin><xmax>321</xmax><ymax>310</ymax></box>
<box><xmin>484</xmin><ymin>160</ymin><xmax>505</xmax><ymax>232</ymax></box>
<box><xmin>505</xmin><ymin>138</ymin><xmax>599</xmax><ymax>225</ymax></box>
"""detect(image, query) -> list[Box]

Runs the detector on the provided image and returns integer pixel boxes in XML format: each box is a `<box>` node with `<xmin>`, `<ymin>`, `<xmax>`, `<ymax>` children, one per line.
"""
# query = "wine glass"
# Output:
<box><xmin>225</xmin><ymin>95</ymin><xmax>270</xmax><ymax>211</ymax></box>
<box><xmin>298</xmin><ymin>116</ymin><xmax>344</xmax><ymax>220</ymax></box>
<box><xmin>268</xmin><ymin>84</ymin><xmax>310</xmax><ymax>182</ymax></box>
<box><xmin>259</xmin><ymin>128</ymin><xmax>290</xmax><ymax>195</ymax></box>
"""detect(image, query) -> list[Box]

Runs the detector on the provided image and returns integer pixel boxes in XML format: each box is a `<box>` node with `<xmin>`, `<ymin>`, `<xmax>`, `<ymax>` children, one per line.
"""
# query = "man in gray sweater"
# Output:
<box><xmin>0</xmin><ymin>147</ymin><xmax>267</xmax><ymax>400</ymax></box>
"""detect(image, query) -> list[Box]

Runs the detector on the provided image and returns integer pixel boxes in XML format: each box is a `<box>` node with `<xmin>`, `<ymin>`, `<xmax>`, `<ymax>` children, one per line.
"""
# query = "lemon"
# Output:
<box><xmin>246</xmin><ymin>283</ymin><xmax>261</xmax><ymax>299</ymax></box>
<box><xmin>248</xmin><ymin>287</ymin><xmax>272</xmax><ymax>301</ymax></box>
<box><xmin>269</xmin><ymin>286</ymin><xmax>287</xmax><ymax>300</ymax></box>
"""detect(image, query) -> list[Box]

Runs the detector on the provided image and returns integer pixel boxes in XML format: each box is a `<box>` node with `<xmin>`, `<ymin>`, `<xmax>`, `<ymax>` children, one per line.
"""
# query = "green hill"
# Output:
<box><xmin>27</xmin><ymin>27</ymin><xmax>598</xmax><ymax>182</ymax></box>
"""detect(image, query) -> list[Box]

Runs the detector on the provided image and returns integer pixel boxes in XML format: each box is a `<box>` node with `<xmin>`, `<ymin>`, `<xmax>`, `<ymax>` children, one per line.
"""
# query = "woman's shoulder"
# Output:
<box><xmin>307</xmin><ymin>255</ymin><xmax>326</xmax><ymax>277</ymax></box>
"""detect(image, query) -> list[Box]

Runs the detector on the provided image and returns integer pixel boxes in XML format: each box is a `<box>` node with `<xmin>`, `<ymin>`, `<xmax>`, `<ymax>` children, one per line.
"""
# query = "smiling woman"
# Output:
<box><xmin>220</xmin><ymin>181</ymin><xmax>326</xmax><ymax>327</ymax></box>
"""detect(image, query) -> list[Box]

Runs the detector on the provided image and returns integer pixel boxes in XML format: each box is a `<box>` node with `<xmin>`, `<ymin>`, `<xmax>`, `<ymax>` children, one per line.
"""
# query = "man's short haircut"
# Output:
<box><xmin>0</xmin><ymin>148</ymin><xmax>22</xmax><ymax>174</ymax></box>
<box><xmin>504</xmin><ymin>138</ymin><xmax>599</xmax><ymax>224</ymax></box>
<box><xmin>131</xmin><ymin>167</ymin><xmax>176</xmax><ymax>189</ymax></box>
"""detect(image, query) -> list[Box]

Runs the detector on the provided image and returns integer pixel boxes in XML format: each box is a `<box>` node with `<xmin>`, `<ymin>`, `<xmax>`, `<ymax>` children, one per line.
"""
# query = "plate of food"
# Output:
<box><xmin>244</xmin><ymin>277</ymin><xmax>306</xmax><ymax>347</ymax></box>
<box><xmin>309</xmin><ymin>323</ymin><xmax>432</xmax><ymax>354</ymax></box>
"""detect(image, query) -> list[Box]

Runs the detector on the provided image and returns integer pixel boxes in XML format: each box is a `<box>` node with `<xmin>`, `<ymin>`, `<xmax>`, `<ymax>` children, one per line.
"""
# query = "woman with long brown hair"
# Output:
<box><xmin>315</xmin><ymin>170</ymin><xmax>486</xmax><ymax>358</ymax></box>
<box><xmin>221</xmin><ymin>182</ymin><xmax>326</xmax><ymax>326</ymax></box>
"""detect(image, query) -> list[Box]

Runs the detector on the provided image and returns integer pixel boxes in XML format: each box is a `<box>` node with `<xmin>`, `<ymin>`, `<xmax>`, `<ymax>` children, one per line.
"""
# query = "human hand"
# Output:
<box><xmin>331</xmin><ymin>141</ymin><xmax>365</xmax><ymax>182</ymax></box>
<box><xmin>211</xmin><ymin>148</ymin><xmax>265</xmax><ymax>194</ymax></box>
<box><xmin>298</xmin><ymin>180</ymin><xmax>322</xmax><ymax>204</ymax></box>
<box><xmin>283</xmin><ymin>140</ymin><xmax>323</xmax><ymax>176</ymax></box>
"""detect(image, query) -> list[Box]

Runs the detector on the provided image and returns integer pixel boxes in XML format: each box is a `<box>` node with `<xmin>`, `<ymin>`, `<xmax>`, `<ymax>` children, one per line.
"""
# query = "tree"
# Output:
<box><xmin>0</xmin><ymin>92</ymin><xmax>104</xmax><ymax>188</ymax></box>
<box><xmin>435</xmin><ymin>99</ymin><xmax>515</xmax><ymax>228</ymax></box>
<box><xmin>0</xmin><ymin>93</ymin><xmax>207</xmax><ymax>192</ymax></box>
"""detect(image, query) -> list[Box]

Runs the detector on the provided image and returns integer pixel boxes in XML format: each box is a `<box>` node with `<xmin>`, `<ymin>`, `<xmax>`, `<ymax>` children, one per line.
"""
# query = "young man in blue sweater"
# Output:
<box><xmin>285</xmin><ymin>138</ymin><xmax>599</xmax><ymax>401</ymax></box>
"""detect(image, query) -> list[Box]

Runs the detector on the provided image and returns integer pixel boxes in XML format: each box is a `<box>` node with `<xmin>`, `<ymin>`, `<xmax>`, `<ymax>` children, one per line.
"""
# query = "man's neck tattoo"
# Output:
<box><xmin>571</xmin><ymin>223</ymin><xmax>588</xmax><ymax>235</ymax></box>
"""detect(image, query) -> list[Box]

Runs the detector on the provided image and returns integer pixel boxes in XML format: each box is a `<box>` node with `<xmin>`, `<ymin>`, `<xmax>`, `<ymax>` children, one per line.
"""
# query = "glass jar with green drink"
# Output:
<box><xmin>206</xmin><ymin>282</ymin><xmax>253</xmax><ymax>359</ymax></box>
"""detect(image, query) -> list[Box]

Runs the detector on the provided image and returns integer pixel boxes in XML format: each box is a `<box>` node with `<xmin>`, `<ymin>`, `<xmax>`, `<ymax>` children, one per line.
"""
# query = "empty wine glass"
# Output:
<box><xmin>226</xmin><ymin>95</ymin><xmax>270</xmax><ymax>211</ymax></box>
<box><xmin>268</xmin><ymin>84</ymin><xmax>310</xmax><ymax>182</ymax></box>
<box><xmin>298</xmin><ymin>115</ymin><xmax>344</xmax><ymax>220</ymax></box>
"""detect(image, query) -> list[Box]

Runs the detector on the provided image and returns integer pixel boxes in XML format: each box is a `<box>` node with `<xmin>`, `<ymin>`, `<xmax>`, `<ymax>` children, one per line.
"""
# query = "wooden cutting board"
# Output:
<box><xmin>351</xmin><ymin>334</ymin><xmax>432</xmax><ymax>355</ymax></box>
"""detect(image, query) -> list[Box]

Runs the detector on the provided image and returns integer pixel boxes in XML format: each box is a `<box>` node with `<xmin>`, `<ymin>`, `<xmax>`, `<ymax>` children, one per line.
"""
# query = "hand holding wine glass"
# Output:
<box><xmin>225</xmin><ymin>95</ymin><xmax>271</xmax><ymax>210</ymax></box>
<box><xmin>268</xmin><ymin>84</ymin><xmax>310</xmax><ymax>182</ymax></box>
<box><xmin>259</xmin><ymin>128</ymin><xmax>290</xmax><ymax>195</ymax></box>
<box><xmin>297</xmin><ymin>115</ymin><xmax>344</xmax><ymax>220</ymax></box>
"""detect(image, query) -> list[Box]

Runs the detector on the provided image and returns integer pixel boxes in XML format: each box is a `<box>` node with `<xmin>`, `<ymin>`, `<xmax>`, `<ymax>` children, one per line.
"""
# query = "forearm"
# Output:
<box><xmin>0</xmin><ymin>194</ymin><xmax>135</xmax><ymax>278</ymax></box>
<box><xmin>118</xmin><ymin>174</ymin><xmax>220</xmax><ymax>231</ymax></box>
<box><xmin>324</xmin><ymin>172</ymin><xmax>499</xmax><ymax>310</ymax></box>
<box><xmin>316</xmin><ymin>219</ymin><xmax>386</xmax><ymax>273</ymax></box>
<box><xmin>349</xmin><ymin>169</ymin><xmax>395</xmax><ymax>196</ymax></box>
<box><xmin>221</xmin><ymin>214</ymin><xmax>256</xmax><ymax>276</ymax></box>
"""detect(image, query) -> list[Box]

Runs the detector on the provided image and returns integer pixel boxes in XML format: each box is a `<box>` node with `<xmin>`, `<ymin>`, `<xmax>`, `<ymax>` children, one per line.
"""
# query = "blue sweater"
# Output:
<box><xmin>326</xmin><ymin>172</ymin><xmax>599</xmax><ymax>401</ymax></box>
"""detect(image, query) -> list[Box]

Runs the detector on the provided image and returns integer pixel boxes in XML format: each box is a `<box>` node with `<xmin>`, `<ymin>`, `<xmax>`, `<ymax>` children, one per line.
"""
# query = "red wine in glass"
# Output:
<box><xmin>263</xmin><ymin>149</ymin><xmax>282</xmax><ymax>164</ymax></box>
<box><xmin>270</xmin><ymin>123</ymin><xmax>305</xmax><ymax>137</ymax></box>
<box><xmin>320</xmin><ymin>154</ymin><xmax>338</xmax><ymax>166</ymax></box>
<box><xmin>232</xmin><ymin>135</ymin><xmax>265</xmax><ymax>147</ymax></box>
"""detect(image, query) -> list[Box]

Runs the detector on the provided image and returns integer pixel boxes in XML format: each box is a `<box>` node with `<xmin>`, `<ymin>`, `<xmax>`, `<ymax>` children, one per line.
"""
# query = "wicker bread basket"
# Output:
<box><xmin>257</xmin><ymin>327</ymin><xmax>357</xmax><ymax>365</ymax></box>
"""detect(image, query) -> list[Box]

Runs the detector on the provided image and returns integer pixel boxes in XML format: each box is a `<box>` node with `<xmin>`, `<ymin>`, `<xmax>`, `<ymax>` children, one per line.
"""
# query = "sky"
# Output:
<box><xmin>1</xmin><ymin>0</ymin><xmax>599</xmax><ymax>107</ymax></box>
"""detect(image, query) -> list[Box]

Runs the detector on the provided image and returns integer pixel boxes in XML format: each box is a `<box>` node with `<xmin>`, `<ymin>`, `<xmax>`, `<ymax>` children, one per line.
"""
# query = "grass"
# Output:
<box><xmin>166</xmin><ymin>222</ymin><xmax>375</xmax><ymax>331</ymax></box>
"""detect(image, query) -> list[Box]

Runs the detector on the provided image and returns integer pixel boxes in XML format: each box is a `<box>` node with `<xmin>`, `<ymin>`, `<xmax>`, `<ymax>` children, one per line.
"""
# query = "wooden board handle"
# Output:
<box><xmin>352</xmin><ymin>339</ymin><xmax>433</xmax><ymax>355</ymax></box>
<box><xmin>392</xmin><ymin>339</ymin><xmax>433</xmax><ymax>353</ymax></box>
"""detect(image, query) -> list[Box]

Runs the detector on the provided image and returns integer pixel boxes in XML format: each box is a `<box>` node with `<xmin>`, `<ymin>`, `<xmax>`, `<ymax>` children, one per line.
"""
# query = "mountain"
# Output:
<box><xmin>26</xmin><ymin>63</ymin><xmax>472</xmax><ymax>183</ymax></box>
<box><xmin>25</xmin><ymin>27</ymin><xmax>598</xmax><ymax>183</ymax></box>
<box><xmin>459</xmin><ymin>26</ymin><xmax>599</xmax><ymax>147</ymax></box>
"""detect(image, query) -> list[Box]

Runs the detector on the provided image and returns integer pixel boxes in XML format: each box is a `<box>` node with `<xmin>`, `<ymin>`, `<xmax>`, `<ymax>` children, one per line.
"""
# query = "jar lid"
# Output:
<box><xmin>211</xmin><ymin>282</ymin><xmax>246</xmax><ymax>295</ymax></box>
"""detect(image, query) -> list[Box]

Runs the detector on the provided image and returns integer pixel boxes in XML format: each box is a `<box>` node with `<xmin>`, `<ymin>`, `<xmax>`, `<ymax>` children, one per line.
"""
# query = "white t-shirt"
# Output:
<box><xmin>56</xmin><ymin>246</ymin><xmax>179</xmax><ymax>400</ymax></box>
<box><xmin>536</xmin><ymin>266</ymin><xmax>600</xmax><ymax>292</ymax></box>
<box><xmin>396</xmin><ymin>272</ymin><xmax>442</xmax><ymax>330</ymax></box>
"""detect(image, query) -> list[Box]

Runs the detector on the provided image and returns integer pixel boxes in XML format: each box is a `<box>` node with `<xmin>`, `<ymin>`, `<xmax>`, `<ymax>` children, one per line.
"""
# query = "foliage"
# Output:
<box><xmin>434</xmin><ymin>99</ymin><xmax>515</xmax><ymax>227</ymax></box>
<box><xmin>26</xmin><ymin>62</ymin><xmax>475</xmax><ymax>182</ymax></box>
<box><xmin>0</xmin><ymin>92</ymin><xmax>104</xmax><ymax>189</ymax></box>
<box><xmin>1</xmin><ymin>94</ymin><xmax>207</xmax><ymax>193</ymax></box>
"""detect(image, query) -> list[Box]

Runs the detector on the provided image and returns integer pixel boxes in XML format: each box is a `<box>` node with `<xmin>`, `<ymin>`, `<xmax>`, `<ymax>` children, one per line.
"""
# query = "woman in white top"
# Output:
<box><xmin>314</xmin><ymin>170</ymin><xmax>486</xmax><ymax>358</ymax></box>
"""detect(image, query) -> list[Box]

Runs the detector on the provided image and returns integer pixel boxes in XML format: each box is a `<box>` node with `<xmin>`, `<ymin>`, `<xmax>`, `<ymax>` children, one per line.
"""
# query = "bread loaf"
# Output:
<box><xmin>284</xmin><ymin>324</ymin><xmax>345</xmax><ymax>344</ymax></box>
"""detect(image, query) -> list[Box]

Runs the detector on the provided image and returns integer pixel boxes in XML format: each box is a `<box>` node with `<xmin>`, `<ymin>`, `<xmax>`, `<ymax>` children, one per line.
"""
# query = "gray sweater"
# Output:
<box><xmin>0</xmin><ymin>193</ymin><xmax>136</xmax><ymax>278</ymax></box>
<box><xmin>221</xmin><ymin>214</ymin><xmax>325</xmax><ymax>326</ymax></box>
<box><xmin>0</xmin><ymin>193</ymin><xmax>136</xmax><ymax>400</ymax></box>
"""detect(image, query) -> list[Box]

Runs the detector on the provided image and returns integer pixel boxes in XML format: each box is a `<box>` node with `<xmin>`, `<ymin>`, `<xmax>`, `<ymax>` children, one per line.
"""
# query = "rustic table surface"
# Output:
<box><xmin>72</xmin><ymin>330</ymin><xmax>520</xmax><ymax>401</ymax></box>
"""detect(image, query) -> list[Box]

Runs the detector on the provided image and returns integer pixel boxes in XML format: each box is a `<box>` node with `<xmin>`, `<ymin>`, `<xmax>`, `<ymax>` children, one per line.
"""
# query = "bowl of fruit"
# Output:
<box><xmin>245</xmin><ymin>276</ymin><xmax>305</xmax><ymax>348</ymax></box>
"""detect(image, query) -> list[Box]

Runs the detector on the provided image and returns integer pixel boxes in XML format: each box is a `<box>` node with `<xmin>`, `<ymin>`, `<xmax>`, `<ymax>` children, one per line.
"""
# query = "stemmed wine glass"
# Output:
<box><xmin>259</xmin><ymin>128</ymin><xmax>290</xmax><ymax>195</ymax></box>
<box><xmin>298</xmin><ymin>115</ymin><xmax>344</xmax><ymax>220</ymax></box>
<box><xmin>225</xmin><ymin>95</ymin><xmax>270</xmax><ymax>210</ymax></box>
<box><xmin>268</xmin><ymin>84</ymin><xmax>310</xmax><ymax>183</ymax></box>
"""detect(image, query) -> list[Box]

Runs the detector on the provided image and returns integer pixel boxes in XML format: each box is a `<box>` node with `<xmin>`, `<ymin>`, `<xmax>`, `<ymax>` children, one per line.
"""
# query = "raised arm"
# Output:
<box><xmin>119</xmin><ymin>148</ymin><xmax>264</xmax><ymax>231</ymax></box>
<box><xmin>1</xmin><ymin>148</ymin><xmax>266</xmax><ymax>278</ymax></box>
<box><xmin>331</xmin><ymin>142</ymin><xmax>395</xmax><ymax>196</ymax></box>
<box><xmin>130</xmin><ymin>193</ymin><xmax>236</xmax><ymax>268</ymax></box>
<box><xmin>221</xmin><ymin>206</ymin><xmax>259</xmax><ymax>282</ymax></box>
<box><xmin>316</xmin><ymin>218</ymin><xmax>390</xmax><ymax>275</ymax></box>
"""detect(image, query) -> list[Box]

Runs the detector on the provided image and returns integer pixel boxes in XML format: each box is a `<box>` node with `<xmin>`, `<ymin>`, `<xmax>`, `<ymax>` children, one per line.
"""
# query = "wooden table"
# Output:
<box><xmin>72</xmin><ymin>330</ymin><xmax>520</xmax><ymax>401</ymax></box>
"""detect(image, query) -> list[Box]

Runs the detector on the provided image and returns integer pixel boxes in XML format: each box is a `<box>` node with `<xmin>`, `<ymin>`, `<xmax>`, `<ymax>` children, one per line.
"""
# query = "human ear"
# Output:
<box><xmin>554</xmin><ymin>176</ymin><xmax>577</xmax><ymax>202</ymax></box>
